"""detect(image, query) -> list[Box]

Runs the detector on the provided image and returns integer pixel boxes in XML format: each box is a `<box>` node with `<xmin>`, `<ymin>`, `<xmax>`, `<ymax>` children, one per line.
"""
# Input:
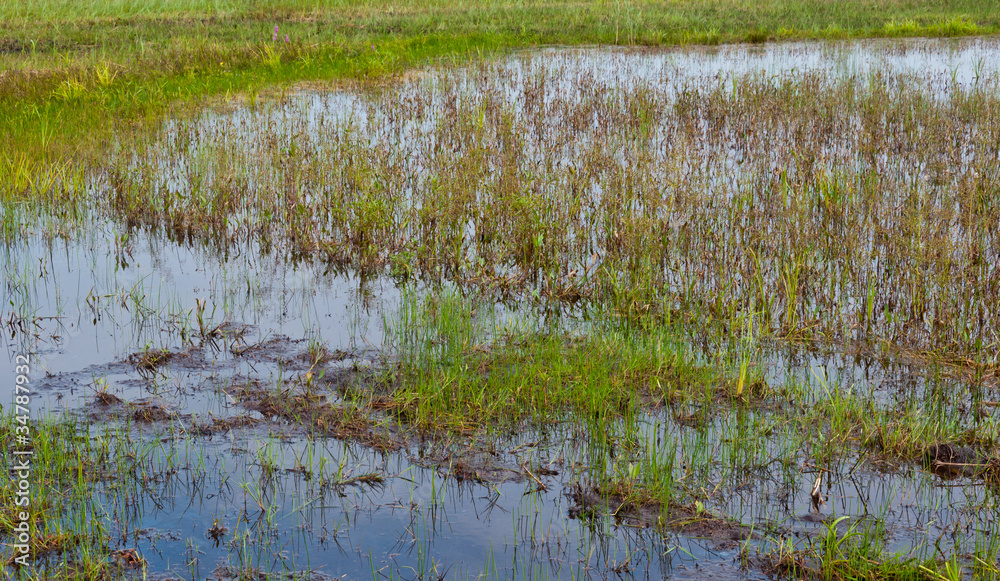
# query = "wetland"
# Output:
<box><xmin>4</xmin><ymin>37</ymin><xmax>1000</xmax><ymax>580</ymax></box>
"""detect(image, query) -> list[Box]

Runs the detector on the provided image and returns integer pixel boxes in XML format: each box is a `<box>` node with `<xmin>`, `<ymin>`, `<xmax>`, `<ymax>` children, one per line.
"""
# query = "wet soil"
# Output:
<box><xmin>568</xmin><ymin>483</ymin><xmax>755</xmax><ymax>546</ymax></box>
<box><xmin>925</xmin><ymin>442</ymin><xmax>1000</xmax><ymax>482</ymax></box>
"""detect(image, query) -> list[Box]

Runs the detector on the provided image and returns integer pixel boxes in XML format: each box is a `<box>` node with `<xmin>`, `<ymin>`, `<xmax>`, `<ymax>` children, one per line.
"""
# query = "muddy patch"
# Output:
<box><xmin>127</xmin><ymin>347</ymin><xmax>188</xmax><ymax>375</ymax></box>
<box><xmin>567</xmin><ymin>483</ymin><xmax>753</xmax><ymax>544</ymax></box>
<box><xmin>412</xmin><ymin>445</ymin><xmax>529</xmax><ymax>484</ymax></box>
<box><xmin>130</xmin><ymin>400</ymin><xmax>176</xmax><ymax>422</ymax></box>
<box><xmin>234</xmin><ymin>373</ymin><xmax>403</xmax><ymax>451</ymax></box>
<box><xmin>230</xmin><ymin>335</ymin><xmax>346</xmax><ymax>370</ymax></box>
<box><xmin>925</xmin><ymin>442</ymin><xmax>1000</xmax><ymax>482</ymax></box>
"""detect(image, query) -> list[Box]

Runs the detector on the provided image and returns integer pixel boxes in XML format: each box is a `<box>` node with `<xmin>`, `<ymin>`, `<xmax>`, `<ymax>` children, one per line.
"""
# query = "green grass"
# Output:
<box><xmin>0</xmin><ymin>414</ymin><xmax>162</xmax><ymax>574</ymax></box>
<box><xmin>760</xmin><ymin>513</ymin><xmax>1000</xmax><ymax>581</ymax></box>
<box><xmin>385</xmin><ymin>288</ymin><xmax>751</xmax><ymax>432</ymax></box>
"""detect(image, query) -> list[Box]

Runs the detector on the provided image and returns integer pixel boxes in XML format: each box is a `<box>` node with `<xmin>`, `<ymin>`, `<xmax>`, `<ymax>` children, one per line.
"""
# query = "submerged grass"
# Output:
<box><xmin>66</xmin><ymin>46</ymin><xmax>1000</xmax><ymax>369</ymax></box>
<box><xmin>763</xmin><ymin>515</ymin><xmax>972</xmax><ymax>581</ymax></box>
<box><xmin>2</xmin><ymin>409</ymin><xmax>384</xmax><ymax>578</ymax></box>
<box><xmin>0</xmin><ymin>413</ymin><xmax>175</xmax><ymax>574</ymax></box>
<box><xmin>2</xmin><ymin>0</ymin><xmax>999</xmax><ymax>221</ymax></box>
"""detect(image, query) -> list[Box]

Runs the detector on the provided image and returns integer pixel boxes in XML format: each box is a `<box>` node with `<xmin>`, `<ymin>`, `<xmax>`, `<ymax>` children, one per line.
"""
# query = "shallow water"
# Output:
<box><xmin>21</xmin><ymin>410</ymin><xmax>993</xmax><ymax>580</ymax></box>
<box><xmin>5</xmin><ymin>37</ymin><xmax>1000</xmax><ymax>578</ymax></box>
<box><xmin>74</xmin><ymin>429</ymin><xmax>763</xmax><ymax>580</ymax></box>
<box><xmin>5</xmin><ymin>226</ymin><xmax>394</xmax><ymax>413</ymax></box>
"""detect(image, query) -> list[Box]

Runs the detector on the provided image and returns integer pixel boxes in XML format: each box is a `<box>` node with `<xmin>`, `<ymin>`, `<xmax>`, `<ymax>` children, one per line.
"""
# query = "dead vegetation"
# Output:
<box><xmin>127</xmin><ymin>347</ymin><xmax>182</xmax><ymax>373</ymax></box>
<box><xmin>237</xmin><ymin>383</ymin><xmax>401</xmax><ymax>452</ymax></box>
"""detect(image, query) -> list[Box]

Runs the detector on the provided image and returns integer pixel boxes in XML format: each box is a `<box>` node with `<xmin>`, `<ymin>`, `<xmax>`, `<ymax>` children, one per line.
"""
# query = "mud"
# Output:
<box><xmin>568</xmin><ymin>483</ymin><xmax>754</xmax><ymax>545</ymax></box>
<box><xmin>925</xmin><ymin>442</ymin><xmax>1000</xmax><ymax>482</ymax></box>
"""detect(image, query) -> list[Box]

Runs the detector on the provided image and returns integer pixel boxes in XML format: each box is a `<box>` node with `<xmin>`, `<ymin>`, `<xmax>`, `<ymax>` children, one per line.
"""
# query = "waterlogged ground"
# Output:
<box><xmin>4</xmin><ymin>38</ymin><xmax>1000</xmax><ymax>579</ymax></box>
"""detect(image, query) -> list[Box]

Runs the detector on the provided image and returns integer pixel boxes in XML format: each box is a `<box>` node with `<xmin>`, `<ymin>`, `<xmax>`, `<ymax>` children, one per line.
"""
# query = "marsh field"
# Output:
<box><xmin>4</xmin><ymin>2</ymin><xmax>1000</xmax><ymax>580</ymax></box>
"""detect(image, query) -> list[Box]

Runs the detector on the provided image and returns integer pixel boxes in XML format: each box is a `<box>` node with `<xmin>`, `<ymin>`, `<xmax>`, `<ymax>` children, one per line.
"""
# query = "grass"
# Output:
<box><xmin>0</xmin><ymin>413</ymin><xmax>170</xmax><ymax>575</ymax></box>
<box><xmin>2</xmin><ymin>0</ymin><xmax>999</xmax><ymax>209</ymax></box>
<box><xmin>50</xmin><ymin>46</ymin><xmax>1000</xmax><ymax>369</ymax></box>
<box><xmin>758</xmin><ymin>512</ymin><xmax>1000</xmax><ymax>581</ymax></box>
<box><xmin>0</xmin><ymin>409</ymin><xmax>399</xmax><ymax>577</ymax></box>
<box><xmin>385</xmin><ymin>288</ymin><xmax>753</xmax><ymax>432</ymax></box>
<box><xmin>6</xmin><ymin>2</ymin><xmax>1000</xmax><ymax>579</ymax></box>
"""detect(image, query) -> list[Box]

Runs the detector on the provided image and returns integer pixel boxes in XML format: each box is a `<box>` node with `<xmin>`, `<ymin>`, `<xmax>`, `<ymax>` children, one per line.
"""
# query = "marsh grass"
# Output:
<box><xmin>385</xmin><ymin>288</ymin><xmax>748</xmax><ymax>432</ymax></box>
<box><xmin>764</xmin><ymin>515</ymin><xmax>967</xmax><ymax>581</ymax></box>
<box><xmin>0</xmin><ymin>413</ymin><xmax>191</xmax><ymax>574</ymax></box>
<box><xmin>2</xmin><ymin>1</ymin><xmax>999</xmax><ymax>241</ymax></box>
<box><xmin>380</xmin><ymin>288</ymin><xmax>782</xmax><ymax>535</ymax></box>
<box><xmin>60</xmin><ymin>47</ymin><xmax>999</xmax><ymax>374</ymax></box>
<box><xmin>3</xmin><ymin>411</ymin><xmax>381</xmax><ymax>578</ymax></box>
